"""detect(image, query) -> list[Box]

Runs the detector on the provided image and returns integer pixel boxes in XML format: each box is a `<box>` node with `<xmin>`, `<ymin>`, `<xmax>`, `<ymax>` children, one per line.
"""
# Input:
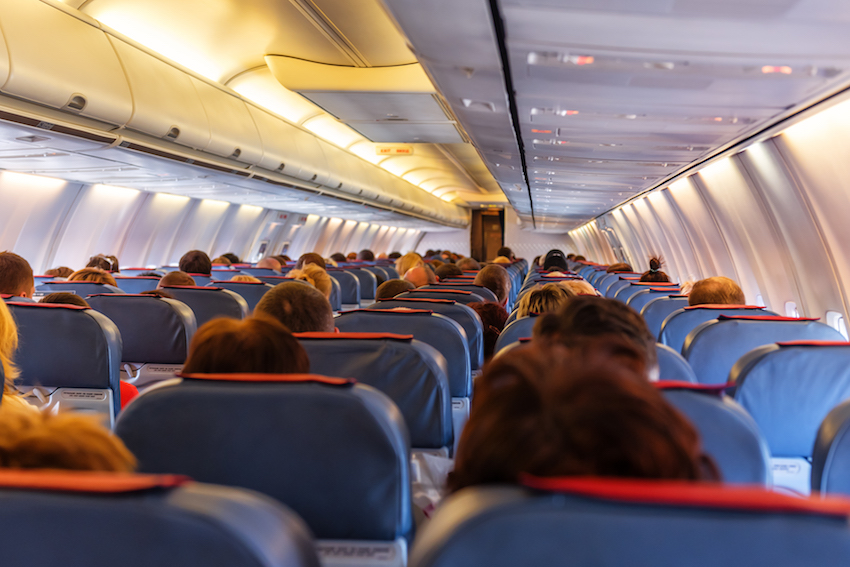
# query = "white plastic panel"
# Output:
<box><xmin>166</xmin><ymin>199</ymin><xmax>233</xmax><ymax>265</ymax></box>
<box><xmin>210</xmin><ymin>204</ymin><xmax>266</xmax><ymax>261</ymax></box>
<box><xmin>120</xmin><ymin>192</ymin><xmax>193</xmax><ymax>268</ymax></box>
<box><xmin>109</xmin><ymin>38</ymin><xmax>211</xmax><ymax>149</ymax></box>
<box><xmin>246</xmin><ymin>104</ymin><xmax>306</xmax><ymax>177</ymax></box>
<box><xmin>50</xmin><ymin>184</ymin><xmax>145</xmax><ymax>272</ymax></box>
<box><xmin>191</xmin><ymin>79</ymin><xmax>263</xmax><ymax>165</ymax></box>
<box><xmin>0</xmin><ymin>172</ymin><xmax>78</xmax><ymax>273</ymax></box>
<box><xmin>0</xmin><ymin>2</ymin><xmax>132</xmax><ymax>125</ymax></box>
<box><xmin>644</xmin><ymin>189</ymin><xmax>702</xmax><ymax>282</ymax></box>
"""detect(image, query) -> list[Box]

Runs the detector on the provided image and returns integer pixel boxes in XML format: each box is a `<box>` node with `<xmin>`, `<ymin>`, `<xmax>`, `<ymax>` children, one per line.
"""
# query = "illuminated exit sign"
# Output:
<box><xmin>376</xmin><ymin>145</ymin><xmax>414</xmax><ymax>155</ymax></box>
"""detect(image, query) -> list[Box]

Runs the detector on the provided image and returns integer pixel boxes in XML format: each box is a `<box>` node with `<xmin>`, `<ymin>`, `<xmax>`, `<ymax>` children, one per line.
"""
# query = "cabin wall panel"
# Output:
<box><xmin>416</xmin><ymin>229</ymin><xmax>471</xmax><ymax>258</ymax></box>
<box><xmin>165</xmin><ymin>199</ymin><xmax>233</xmax><ymax>265</ymax></box>
<box><xmin>0</xmin><ymin>173</ymin><xmax>80</xmax><ymax>273</ymax></box>
<box><xmin>119</xmin><ymin>192</ymin><xmax>193</xmax><ymax>268</ymax></box>
<box><xmin>502</xmin><ymin>207</ymin><xmax>579</xmax><ymax>262</ymax></box>
<box><xmin>626</xmin><ymin>201</ymin><xmax>674</xmax><ymax>278</ymax></box>
<box><xmin>50</xmin><ymin>184</ymin><xmax>145</xmax><ymax>273</ymax></box>
<box><xmin>646</xmin><ymin>190</ymin><xmax>702</xmax><ymax>282</ymax></box>
<box><xmin>209</xmin><ymin>205</ymin><xmax>267</xmax><ymax>262</ymax></box>
<box><xmin>618</xmin><ymin>206</ymin><xmax>655</xmax><ymax>273</ymax></box>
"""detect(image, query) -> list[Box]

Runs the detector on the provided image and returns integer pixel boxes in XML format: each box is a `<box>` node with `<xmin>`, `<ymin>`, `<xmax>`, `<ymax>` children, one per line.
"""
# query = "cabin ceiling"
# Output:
<box><xmin>382</xmin><ymin>0</ymin><xmax>850</xmax><ymax>231</ymax></box>
<box><xmin>63</xmin><ymin>0</ymin><xmax>506</xmax><ymax>210</ymax></box>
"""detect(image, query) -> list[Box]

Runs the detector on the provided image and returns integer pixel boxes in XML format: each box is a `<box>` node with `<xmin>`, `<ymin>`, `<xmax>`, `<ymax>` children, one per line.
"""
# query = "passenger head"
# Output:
<box><xmin>40</xmin><ymin>293</ymin><xmax>89</xmax><ymax>308</ymax></box>
<box><xmin>396</xmin><ymin>252</ymin><xmax>424</xmax><ymax>277</ymax></box>
<box><xmin>0</xmin><ymin>252</ymin><xmax>35</xmax><ymax>298</ymax></box>
<box><xmin>67</xmin><ymin>268</ymin><xmax>117</xmax><ymax>287</ymax></box>
<box><xmin>346</xmin><ymin>252</ymin><xmax>357</xmax><ymax>261</ymax></box>
<box><xmin>566</xmin><ymin>253</ymin><xmax>576</xmax><ymax>260</ymax></box>
<box><xmin>516</xmin><ymin>283</ymin><xmax>573</xmax><ymax>318</ymax></box>
<box><xmin>468</xmin><ymin>301</ymin><xmax>508</xmax><ymax>361</ymax></box>
<box><xmin>230</xmin><ymin>275</ymin><xmax>262</xmax><ymax>283</ymax></box>
<box><xmin>179</xmin><ymin>250</ymin><xmax>212</xmax><ymax>275</ymax></box>
<box><xmin>255</xmin><ymin>282</ymin><xmax>334</xmax><ymax>333</ymax></box>
<box><xmin>330</xmin><ymin>253</ymin><xmax>346</xmax><ymax>263</ymax></box>
<box><xmin>543</xmin><ymin>251</ymin><xmax>568</xmax><ymax>273</ymax></box>
<box><xmin>640</xmin><ymin>256</ymin><xmax>670</xmax><ymax>283</ymax></box>
<box><xmin>211</xmin><ymin>256</ymin><xmax>232</xmax><ymax>266</ymax></box>
<box><xmin>0</xmin><ymin>301</ymin><xmax>19</xmax><ymax>396</ymax></box>
<box><xmin>139</xmin><ymin>289</ymin><xmax>175</xmax><ymax>299</ymax></box>
<box><xmin>688</xmin><ymin>276</ymin><xmax>745</xmax><ymax>306</ymax></box>
<box><xmin>158</xmin><ymin>271</ymin><xmax>196</xmax><ymax>288</ymax></box>
<box><xmin>105</xmin><ymin>255</ymin><xmax>120</xmax><ymax>274</ymax></box>
<box><xmin>474</xmin><ymin>264</ymin><xmax>511</xmax><ymax>306</ymax></box>
<box><xmin>492</xmin><ymin>256</ymin><xmax>511</xmax><ymax>264</ymax></box>
<box><xmin>429</xmin><ymin>259</ymin><xmax>444</xmax><ymax>270</ymax></box>
<box><xmin>448</xmin><ymin>342</ymin><xmax>716</xmax><ymax>492</ymax></box>
<box><xmin>181</xmin><ymin>316</ymin><xmax>310</xmax><ymax>375</ymax></box>
<box><xmin>534</xmin><ymin>296</ymin><xmax>657</xmax><ymax>379</ymax></box>
<box><xmin>295</xmin><ymin>252</ymin><xmax>326</xmax><ymax>271</ymax></box>
<box><xmin>496</xmin><ymin>247</ymin><xmax>515</xmax><ymax>261</ymax></box>
<box><xmin>288</xmin><ymin>264</ymin><xmax>332</xmax><ymax>299</ymax></box>
<box><xmin>607</xmin><ymin>262</ymin><xmax>633</xmax><ymax>273</ymax></box>
<box><xmin>388</xmin><ymin>251</ymin><xmax>402</xmax><ymax>260</ymax></box>
<box><xmin>357</xmin><ymin>249</ymin><xmax>375</xmax><ymax>261</ymax></box>
<box><xmin>404</xmin><ymin>266</ymin><xmax>436</xmax><ymax>288</ymax></box>
<box><xmin>574</xmin><ymin>255</ymin><xmax>586</xmax><ymax>262</ymax></box>
<box><xmin>376</xmin><ymin>279</ymin><xmax>415</xmax><ymax>300</ymax></box>
<box><xmin>558</xmin><ymin>280</ymin><xmax>597</xmax><ymax>296</ymax></box>
<box><xmin>456</xmin><ymin>257</ymin><xmax>481</xmax><ymax>271</ymax></box>
<box><xmin>222</xmin><ymin>253</ymin><xmax>241</xmax><ymax>264</ymax></box>
<box><xmin>86</xmin><ymin>255</ymin><xmax>114</xmax><ymax>272</ymax></box>
<box><xmin>435</xmin><ymin>263</ymin><xmax>463</xmax><ymax>281</ymax></box>
<box><xmin>256</xmin><ymin>257</ymin><xmax>281</xmax><ymax>272</ymax></box>
<box><xmin>272</xmin><ymin>255</ymin><xmax>290</xmax><ymax>264</ymax></box>
<box><xmin>44</xmin><ymin>267</ymin><xmax>73</xmax><ymax>278</ymax></box>
<box><xmin>137</xmin><ymin>272</ymin><xmax>163</xmax><ymax>279</ymax></box>
<box><xmin>0</xmin><ymin>409</ymin><xmax>136</xmax><ymax>472</ymax></box>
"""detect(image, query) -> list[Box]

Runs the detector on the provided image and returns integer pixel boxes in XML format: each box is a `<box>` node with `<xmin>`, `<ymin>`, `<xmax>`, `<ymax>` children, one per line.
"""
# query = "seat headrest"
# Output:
<box><xmin>160</xmin><ymin>286</ymin><xmax>249</xmax><ymax>327</ymax></box>
<box><xmin>6</xmin><ymin>302</ymin><xmax>121</xmax><ymax>393</ymax></box>
<box><xmin>115</xmin><ymin>374</ymin><xmax>413</xmax><ymax>541</ymax></box>
<box><xmin>684</xmin><ymin>304</ymin><xmax>765</xmax><ymax>310</ymax></box>
<box><xmin>408</xmin><ymin>289</ymin><xmax>472</xmax><ymax>295</ymax></box>
<box><xmin>519</xmin><ymin>476</ymin><xmax>850</xmax><ymax>517</ymax></box>
<box><xmin>0</xmin><ymin>470</ymin><xmax>319</xmax><ymax>567</ymax></box>
<box><xmin>376</xmin><ymin>297</ymin><xmax>455</xmax><ymax>305</ymax></box>
<box><xmin>295</xmin><ymin>332</ymin><xmax>414</xmax><ymax>341</ymax></box>
<box><xmin>717</xmin><ymin>315</ymin><xmax>820</xmax><ymax>322</ymax></box>
<box><xmin>180</xmin><ymin>373</ymin><xmax>355</xmax><ymax>386</ymax></box>
<box><xmin>87</xmin><ymin>295</ymin><xmax>196</xmax><ymax>364</ymax></box>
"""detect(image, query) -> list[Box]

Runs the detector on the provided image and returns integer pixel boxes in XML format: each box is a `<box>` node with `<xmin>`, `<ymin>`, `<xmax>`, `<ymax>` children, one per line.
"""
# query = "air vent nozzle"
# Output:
<box><xmin>165</xmin><ymin>127</ymin><xmax>180</xmax><ymax>140</ymax></box>
<box><xmin>230</xmin><ymin>148</ymin><xmax>242</xmax><ymax>159</ymax></box>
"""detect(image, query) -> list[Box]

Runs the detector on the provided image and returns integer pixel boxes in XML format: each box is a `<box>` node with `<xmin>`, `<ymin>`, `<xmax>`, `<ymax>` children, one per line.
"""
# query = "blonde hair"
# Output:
<box><xmin>231</xmin><ymin>275</ymin><xmax>261</xmax><ymax>283</ymax></box>
<box><xmin>288</xmin><ymin>264</ymin><xmax>332</xmax><ymax>299</ymax></box>
<box><xmin>212</xmin><ymin>256</ymin><xmax>232</xmax><ymax>266</ymax></box>
<box><xmin>68</xmin><ymin>268</ymin><xmax>117</xmax><ymax>287</ymax></box>
<box><xmin>492</xmin><ymin>256</ymin><xmax>511</xmax><ymax>264</ymax></box>
<box><xmin>396</xmin><ymin>252</ymin><xmax>424</xmax><ymax>277</ymax></box>
<box><xmin>0</xmin><ymin>409</ymin><xmax>136</xmax><ymax>472</ymax></box>
<box><xmin>558</xmin><ymin>280</ymin><xmax>597</xmax><ymax>296</ymax></box>
<box><xmin>516</xmin><ymin>283</ymin><xmax>573</xmax><ymax>318</ymax></box>
<box><xmin>0</xmin><ymin>301</ymin><xmax>19</xmax><ymax>396</ymax></box>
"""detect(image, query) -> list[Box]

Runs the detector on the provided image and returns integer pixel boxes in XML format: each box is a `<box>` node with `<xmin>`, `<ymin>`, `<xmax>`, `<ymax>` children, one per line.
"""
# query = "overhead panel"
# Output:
<box><xmin>266</xmin><ymin>56</ymin><xmax>462</xmax><ymax>144</ymax></box>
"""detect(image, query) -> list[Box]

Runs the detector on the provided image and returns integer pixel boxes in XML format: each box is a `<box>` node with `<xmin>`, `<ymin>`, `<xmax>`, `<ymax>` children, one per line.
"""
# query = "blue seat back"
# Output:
<box><xmin>297</xmin><ymin>333</ymin><xmax>452</xmax><ymax>450</ymax></box>
<box><xmin>628</xmin><ymin>288</ymin><xmax>683</xmax><ymax>314</ymax></box>
<box><xmin>334</xmin><ymin>310</ymin><xmax>471</xmax><ymax>398</ymax></box>
<box><xmin>328</xmin><ymin>276</ymin><xmax>342</xmax><ymax>311</ymax></box>
<box><xmin>161</xmin><ymin>286</ymin><xmax>249</xmax><ymax>328</ymax></box>
<box><xmin>33</xmin><ymin>275</ymin><xmax>56</xmax><ymax>286</ymax></box>
<box><xmin>36</xmin><ymin>281</ymin><xmax>123</xmax><ymax>296</ymax></box>
<box><xmin>604</xmin><ymin>276</ymin><xmax>641</xmax><ymax>298</ymax></box>
<box><xmin>239</xmin><ymin>268</ymin><xmax>281</xmax><ymax>277</ymax></box>
<box><xmin>363</xmin><ymin>266</ymin><xmax>388</xmax><ymax>281</ymax></box>
<box><xmin>398</xmin><ymin>289</ymin><xmax>485</xmax><ymax>305</ymax></box>
<box><xmin>6</xmin><ymin>302</ymin><xmax>122</xmax><ymax>417</ymax></box>
<box><xmin>408</xmin><ymin>479</ymin><xmax>850</xmax><ymax>567</ymax></box>
<box><xmin>641</xmin><ymin>295</ymin><xmax>690</xmax><ymax>339</ymax></box>
<box><xmin>120</xmin><ymin>268</ymin><xmax>165</xmax><ymax>277</ymax></box>
<box><xmin>421</xmin><ymin>284</ymin><xmax>498</xmax><ymax>303</ymax></box>
<box><xmin>87</xmin><ymin>295</ymin><xmax>196</xmax><ymax>364</ymax></box>
<box><xmin>368</xmin><ymin>298</ymin><xmax>484</xmax><ymax>371</ymax></box>
<box><xmin>813</xmin><ymin>399</ymin><xmax>850</xmax><ymax>496</ymax></box>
<box><xmin>327</xmin><ymin>270</ymin><xmax>361</xmax><ymax>306</ymax></box>
<box><xmin>614</xmin><ymin>282</ymin><xmax>680</xmax><ymax>305</ymax></box>
<box><xmin>208</xmin><ymin>281</ymin><xmax>274</xmax><ymax>312</ymax></box>
<box><xmin>731</xmin><ymin>342</ymin><xmax>850</xmax><ymax>459</ymax></box>
<box><xmin>111</xmin><ymin>277</ymin><xmax>161</xmax><ymax>295</ymax></box>
<box><xmin>656</xmin><ymin>343</ymin><xmax>697</xmax><ymax>383</ymax></box>
<box><xmin>116</xmin><ymin>374</ymin><xmax>412</xmax><ymax>543</ymax></box>
<box><xmin>661</xmin><ymin>305</ymin><xmax>776</xmax><ymax>354</ymax></box>
<box><xmin>383</xmin><ymin>266</ymin><xmax>400</xmax><ymax>279</ymax></box>
<box><xmin>494</xmin><ymin>316</ymin><xmax>537</xmax><ymax>355</ymax></box>
<box><xmin>658</xmin><ymin>384</ymin><xmax>771</xmax><ymax>484</ymax></box>
<box><xmin>684</xmin><ymin>316</ymin><xmax>845</xmax><ymax>386</ymax></box>
<box><xmin>185</xmin><ymin>273</ymin><xmax>212</xmax><ymax>287</ymax></box>
<box><xmin>0</xmin><ymin>470</ymin><xmax>320</xmax><ymax>567</ymax></box>
<box><xmin>345</xmin><ymin>269</ymin><xmax>378</xmax><ymax>301</ymax></box>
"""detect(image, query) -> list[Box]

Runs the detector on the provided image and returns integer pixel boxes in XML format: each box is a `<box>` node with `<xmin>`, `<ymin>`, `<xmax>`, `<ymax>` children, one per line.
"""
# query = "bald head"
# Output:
<box><xmin>688</xmin><ymin>276</ymin><xmax>745</xmax><ymax>306</ymax></box>
<box><xmin>404</xmin><ymin>266</ymin><xmax>436</xmax><ymax>288</ymax></box>
<box><xmin>256</xmin><ymin>257</ymin><xmax>281</xmax><ymax>272</ymax></box>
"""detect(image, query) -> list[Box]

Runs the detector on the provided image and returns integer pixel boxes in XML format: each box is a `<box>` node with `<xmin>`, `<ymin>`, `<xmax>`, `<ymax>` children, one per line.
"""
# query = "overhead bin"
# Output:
<box><xmin>190</xmin><ymin>78</ymin><xmax>263</xmax><ymax>166</ymax></box>
<box><xmin>0</xmin><ymin>1</ymin><xmax>132</xmax><ymax>126</ymax></box>
<box><xmin>246</xmin><ymin>104</ymin><xmax>306</xmax><ymax>177</ymax></box>
<box><xmin>108</xmin><ymin>38</ymin><xmax>210</xmax><ymax>151</ymax></box>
